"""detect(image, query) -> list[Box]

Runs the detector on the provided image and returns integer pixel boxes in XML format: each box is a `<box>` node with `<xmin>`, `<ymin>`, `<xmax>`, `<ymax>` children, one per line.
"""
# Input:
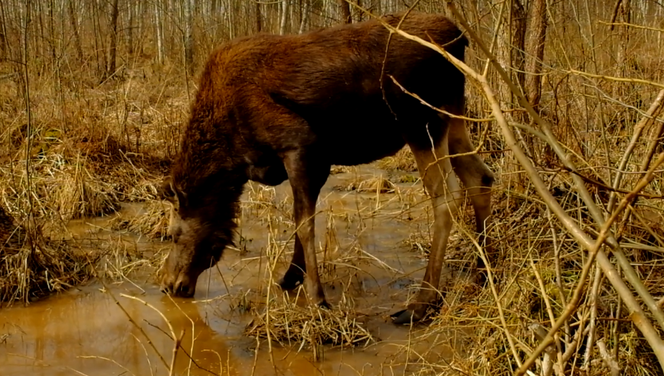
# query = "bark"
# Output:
<box><xmin>255</xmin><ymin>1</ymin><xmax>261</xmax><ymax>33</ymax></box>
<box><xmin>67</xmin><ymin>0</ymin><xmax>83</xmax><ymax>63</ymax></box>
<box><xmin>154</xmin><ymin>0</ymin><xmax>164</xmax><ymax>64</ymax></box>
<box><xmin>127</xmin><ymin>0</ymin><xmax>134</xmax><ymax>54</ymax></box>
<box><xmin>339</xmin><ymin>0</ymin><xmax>351</xmax><ymax>24</ymax></box>
<box><xmin>108</xmin><ymin>0</ymin><xmax>119</xmax><ymax>76</ymax></box>
<box><xmin>511</xmin><ymin>0</ymin><xmax>526</xmax><ymax>98</ymax></box>
<box><xmin>524</xmin><ymin>0</ymin><xmax>548</xmax><ymax>109</ymax></box>
<box><xmin>495</xmin><ymin>0</ymin><xmax>526</xmax><ymax>108</ymax></box>
<box><xmin>0</xmin><ymin>0</ymin><xmax>7</xmax><ymax>60</ymax></box>
<box><xmin>280</xmin><ymin>0</ymin><xmax>289</xmax><ymax>35</ymax></box>
<box><xmin>183</xmin><ymin>0</ymin><xmax>193</xmax><ymax>73</ymax></box>
<box><xmin>617</xmin><ymin>0</ymin><xmax>631</xmax><ymax>77</ymax></box>
<box><xmin>298</xmin><ymin>0</ymin><xmax>309</xmax><ymax>34</ymax></box>
<box><xmin>47</xmin><ymin>0</ymin><xmax>55</xmax><ymax>63</ymax></box>
<box><xmin>91</xmin><ymin>1</ymin><xmax>104</xmax><ymax>77</ymax></box>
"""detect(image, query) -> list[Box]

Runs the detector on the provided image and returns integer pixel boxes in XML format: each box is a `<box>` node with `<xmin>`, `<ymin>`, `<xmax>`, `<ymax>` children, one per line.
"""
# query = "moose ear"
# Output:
<box><xmin>158</xmin><ymin>178</ymin><xmax>177</xmax><ymax>204</ymax></box>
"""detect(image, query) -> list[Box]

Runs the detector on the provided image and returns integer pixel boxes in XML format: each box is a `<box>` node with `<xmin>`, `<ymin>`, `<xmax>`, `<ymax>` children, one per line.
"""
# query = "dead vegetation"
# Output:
<box><xmin>109</xmin><ymin>200</ymin><xmax>171</xmax><ymax>240</ymax></box>
<box><xmin>246</xmin><ymin>291</ymin><xmax>374</xmax><ymax>354</ymax></box>
<box><xmin>0</xmin><ymin>205</ymin><xmax>93</xmax><ymax>304</ymax></box>
<box><xmin>0</xmin><ymin>0</ymin><xmax>664</xmax><ymax>375</ymax></box>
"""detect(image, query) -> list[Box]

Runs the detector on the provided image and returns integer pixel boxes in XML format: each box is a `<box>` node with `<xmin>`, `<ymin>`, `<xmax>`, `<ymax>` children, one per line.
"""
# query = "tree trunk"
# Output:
<box><xmin>339</xmin><ymin>0</ymin><xmax>351</xmax><ymax>24</ymax></box>
<box><xmin>524</xmin><ymin>0</ymin><xmax>547</xmax><ymax>110</ymax></box>
<box><xmin>495</xmin><ymin>0</ymin><xmax>526</xmax><ymax>108</ymax></box>
<box><xmin>92</xmin><ymin>1</ymin><xmax>107</xmax><ymax>78</ymax></box>
<box><xmin>298</xmin><ymin>0</ymin><xmax>309</xmax><ymax>34</ymax></box>
<box><xmin>36</xmin><ymin>0</ymin><xmax>44</xmax><ymax>69</ymax></box>
<box><xmin>495</xmin><ymin>0</ymin><xmax>528</xmax><ymax>190</ymax></box>
<box><xmin>67</xmin><ymin>0</ymin><xmax>83</xmax><ymax>63</ymax></box>
<box><xmin>0</xmin><ymin>0</ymin><xmax>8</xmax><ymax>61</ymax></box>
<box><xmin>617</xmin><ymin>0</ymin><xmax>631</xmax><ymax>77</ymax></box>
<box><xmin>127</xmin><ymin>0</ymin><xmax>134</xmax><ymax>54</ymax></box>
<box><xmin>183</xmin><ymin>0</ymin><xmax>193</xmax><ymax>73</ymax></box>
<box><xmin>511</xmin><ymin>0</ymin><xmax>526</xmax><ymax>99</ymax></box>
<box><xmin>255</xmin><ymin>1</ymin><xmax>262</xmax><ymax>33</ymax></box>
<box><xmin>280</xmin><ymin>0</ymin><xmax>289</xmax><ymax>35</ymax></box>
<box><xmin>107</xmin><ymin>0</ymin><xmax>119</xmax><ymax>77</ymax></box>
<box><xmin>47</xmin><ymin>0</ymin><xmax>56</xmax><ymax>64</ymax></box>
<box><xmin>354</xmin><ymin>0</ymin><xmax>362</xmax><ymax>22</ymax></box>
<box><xmin>154</xmin><ymin>0</ymin><xmax>164</xmax><ymax>64</ymax></box>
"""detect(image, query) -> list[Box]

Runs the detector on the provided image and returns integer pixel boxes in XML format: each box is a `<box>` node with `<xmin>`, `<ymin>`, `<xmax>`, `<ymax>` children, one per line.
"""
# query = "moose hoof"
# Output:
<box><xmin>278</xmin><ymin>274</ymin><xmax>304</xmax><ymax>291</ymax></box>
<box><xmin>390</xmin><ymin>308</ymin><xmax>425</xmax><ymax>325</ymax></box>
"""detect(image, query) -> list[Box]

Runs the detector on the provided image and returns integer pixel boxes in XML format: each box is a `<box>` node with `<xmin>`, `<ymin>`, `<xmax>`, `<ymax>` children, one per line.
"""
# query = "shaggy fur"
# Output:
<box><xmin>161</xmin><ymin>12</ymin><xmax>494</xmax><ymax>323</ymax></box>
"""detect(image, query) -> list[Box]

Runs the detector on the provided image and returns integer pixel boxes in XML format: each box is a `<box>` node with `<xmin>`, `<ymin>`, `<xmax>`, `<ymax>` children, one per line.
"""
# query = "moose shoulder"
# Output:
<box><xmin>159</xmin><ymin>11</ymin><xmax>494</xmax><ymax>324</ymax></box>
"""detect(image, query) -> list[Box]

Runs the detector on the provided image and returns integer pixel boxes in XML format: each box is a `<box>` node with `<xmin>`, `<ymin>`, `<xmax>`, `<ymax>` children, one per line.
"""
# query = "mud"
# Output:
<box><xmin>0</xmin><ymin>165</ymin><xmax>471</xmax><ymax>375</ymax></box>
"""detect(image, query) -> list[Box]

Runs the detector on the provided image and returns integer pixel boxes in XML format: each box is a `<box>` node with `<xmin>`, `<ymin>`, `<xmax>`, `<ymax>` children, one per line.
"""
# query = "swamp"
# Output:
<box><xmin>2</xmin><ymin>1</ymin><xmax>664</xmax><ymax>375</ymax></box>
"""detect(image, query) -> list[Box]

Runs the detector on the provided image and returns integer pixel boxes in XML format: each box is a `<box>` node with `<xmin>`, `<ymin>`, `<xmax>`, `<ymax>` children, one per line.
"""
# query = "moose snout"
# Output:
<box><xmin>160</xmin><ymin>273</ymin><xmax>197</xmax><ymax>297</ymax></box>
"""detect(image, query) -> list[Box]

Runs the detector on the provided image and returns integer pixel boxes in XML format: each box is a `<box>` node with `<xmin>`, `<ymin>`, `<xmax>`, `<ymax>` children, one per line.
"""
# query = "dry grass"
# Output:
<box><xmin>245</xmin><ymin>290</ymin><xmax>374</xmax><ymax>353</ymax></box>
<box><xmin>336</xmin><ymin>174</ymin><xmax>397</xmax><ymax>193</ymax></box>
<box><xmin>378</xmin><ymin>147</ymin><xmax>418</xmax><ymax>172</ymax></box>
<box><xmin>397</xmin><ymin>185</ymin><xmax>664</xmax><ymax>376</ymax></box>
<box><xmin>0</xmin><ymin>238</ymin><xmax>93</xmax><ymax>305</ymax></box>
<box><xmin>0</xmin><ymin>2</ymin><xmax>663</xmax><ymax>375</ymax></box>
<box><xmin>0</xmin><ymin>206</ymin><xmax>93</xmax><ymax>304</ymax></box>
<box><xmin>109</xmin><ymin>200</ymin><xmax>171</xmax><ymax>240</ymax></box>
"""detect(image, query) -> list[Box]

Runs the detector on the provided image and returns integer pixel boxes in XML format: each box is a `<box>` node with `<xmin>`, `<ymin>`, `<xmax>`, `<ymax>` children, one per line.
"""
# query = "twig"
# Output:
<box><xmin>607</xmin><ymin>89</ymin><xmax>664</xmax><ymax>211</ymax></box>
<box><xmin>377</xmin><ymin>3</ymin><xmax>664</xmax><ymax>372</ymax></box>
<box><xmin>458</xmin><ymin>221</ymin><xmax>523</xmax><ymax>368</ymax></box>
<box><xmin>77</xmin><ymin>356</ymin><xmax>136</xmax><ymax>376</ymax></box>
<box><xmin>169</xmin><ymin>330</ymin><xmax>184</xmax><ymax>376</ymax></box>
<box><xmin>445</xmin><ymin>0</ymin><xmax>664</xmax><ymax>337</ymax></box>
<box><xmin>388</xmin><ymin>76</ymin><xmax>494</xmax><ymax>122</ymax></box>
<box><xmin>582</xmin><ymin>265</ymin><xmax>603</xmax><ymax>370</ymax></box>
<box><xmin>597</xmin><ymin>337</ymin><xmax>620</xmax><ymax>376</ymax></box>
<box><xmin>529</xmin><ymin>257</ymin><xmax>565</xmax><ymax>374</ymax></box>
<box><xmin>601</xmin><ymin>21</ymin><xmax>664</xmax><ymax>33</ymax></box>
<box><xmin>89</xmin><ymin>262</ymin><xmax>170</xmax><ymax>370</ymax></box>
<box><xmin>568</xmin><ymin>69</ymin><xmax>664</xmax><ymax>89</ymax></box>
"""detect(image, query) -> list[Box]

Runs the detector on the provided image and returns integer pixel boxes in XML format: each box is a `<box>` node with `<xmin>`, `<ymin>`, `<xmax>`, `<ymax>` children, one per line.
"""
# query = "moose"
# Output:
<box><xmin>159</xmin><ymin>11</ymin><xmax>494</xmax><ymax>324</ymax></box>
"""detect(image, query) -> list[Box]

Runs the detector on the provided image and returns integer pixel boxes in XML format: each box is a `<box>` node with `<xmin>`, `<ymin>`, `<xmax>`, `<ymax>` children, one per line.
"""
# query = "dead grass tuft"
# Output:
<box><xmin>109</xmin><ymin>200</ymin><xmax>171</xmax><ymax>239</ymax></box>
<box><xmin>337</xmin><ymin>175</ymin><xmax>396</xmax><ymax>193</ymax></box>
<box><xmin>0</xmin><ymin>207</ymin><xmax>93</xmax><ymax>305</ymax></box>
<box><xmin>378</xmin><ymin>147</ymin><xmax>417</xmax><ymax>172</ymax></box>
<box><xmin>245</xmin><ymin>291</ymin><xmax>374</xmax><ymax>352</ymax></box>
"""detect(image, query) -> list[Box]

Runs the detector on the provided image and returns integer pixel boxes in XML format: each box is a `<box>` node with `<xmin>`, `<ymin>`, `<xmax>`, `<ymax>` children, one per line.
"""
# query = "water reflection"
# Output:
<box><xmin>0</xmin><ymin>286</ymin><xmax>243</xmax><ymax>376</ymax></box>
<box><xmin>0</xmin><ymin>284</ymin><xmax>420</xmax><ymax>376</ymax></box>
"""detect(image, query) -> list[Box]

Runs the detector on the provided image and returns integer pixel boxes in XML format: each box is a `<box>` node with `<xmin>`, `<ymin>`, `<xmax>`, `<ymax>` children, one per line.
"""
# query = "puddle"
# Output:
<box><xmin>0</xmin><ymin>166</ymin><xmax>466</xmax><ymax>375</ymax></box>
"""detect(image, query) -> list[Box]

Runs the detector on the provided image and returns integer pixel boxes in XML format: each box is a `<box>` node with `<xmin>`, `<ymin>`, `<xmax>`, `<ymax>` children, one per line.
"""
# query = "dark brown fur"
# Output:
<box><xmin>160</xmin><ymin>12</ymin><xmax>494</xmax><ymax>324</ymax></box>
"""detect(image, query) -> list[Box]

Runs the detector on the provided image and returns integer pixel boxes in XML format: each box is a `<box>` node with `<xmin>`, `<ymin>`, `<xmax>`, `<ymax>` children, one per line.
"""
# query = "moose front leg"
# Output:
<box><xmin>279</xmin><ymin>236</ymin><xmax>306</xmax><ymax>290</ymax></box>
<box><xmin>282</xmin><ymin>149</ymin><xmax>330</xmax><ymax>307</ymax></box>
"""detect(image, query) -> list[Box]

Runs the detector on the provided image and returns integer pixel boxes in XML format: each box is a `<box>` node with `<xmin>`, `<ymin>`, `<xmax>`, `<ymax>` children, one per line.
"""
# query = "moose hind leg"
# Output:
<box><xmin>448</xmin><ymin>117</ymin><xmax>495</xmax><ymax>268</ymax></box>
<box><xmin>393</xmin><ymin>127</ymin><xmax>464</xmax><ymax>324</ymax></box>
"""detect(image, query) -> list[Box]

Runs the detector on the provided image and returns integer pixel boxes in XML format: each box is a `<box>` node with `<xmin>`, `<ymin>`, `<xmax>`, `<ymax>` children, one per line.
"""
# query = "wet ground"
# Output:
<box><xmin>0</xmin><ymin>166</ymin><xmax>471</xmax><ymax>376</ymax></box>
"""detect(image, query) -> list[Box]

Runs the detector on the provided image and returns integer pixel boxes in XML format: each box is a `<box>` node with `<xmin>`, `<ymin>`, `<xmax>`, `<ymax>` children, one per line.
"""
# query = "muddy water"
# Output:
<box><xmin>0</xmin><ymin>166</ymin><xmax>464</xmax><ymax>376</ymax></box>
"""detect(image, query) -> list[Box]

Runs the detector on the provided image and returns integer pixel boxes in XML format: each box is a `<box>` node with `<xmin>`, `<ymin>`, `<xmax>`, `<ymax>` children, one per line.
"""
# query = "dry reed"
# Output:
<box><xmin>109</xmin><ymin>199</ymin><xmax>171</xmax><ymax>240</ymax></box>
<box><xmin>0</xmin><ymin>206</ymin><xmax>93</xmax><ymax>304</ymax></box>
<box><xmin>245</xmin><ymin>290</ymin><xmax>374</xmax><ymax>351</ymax></box>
